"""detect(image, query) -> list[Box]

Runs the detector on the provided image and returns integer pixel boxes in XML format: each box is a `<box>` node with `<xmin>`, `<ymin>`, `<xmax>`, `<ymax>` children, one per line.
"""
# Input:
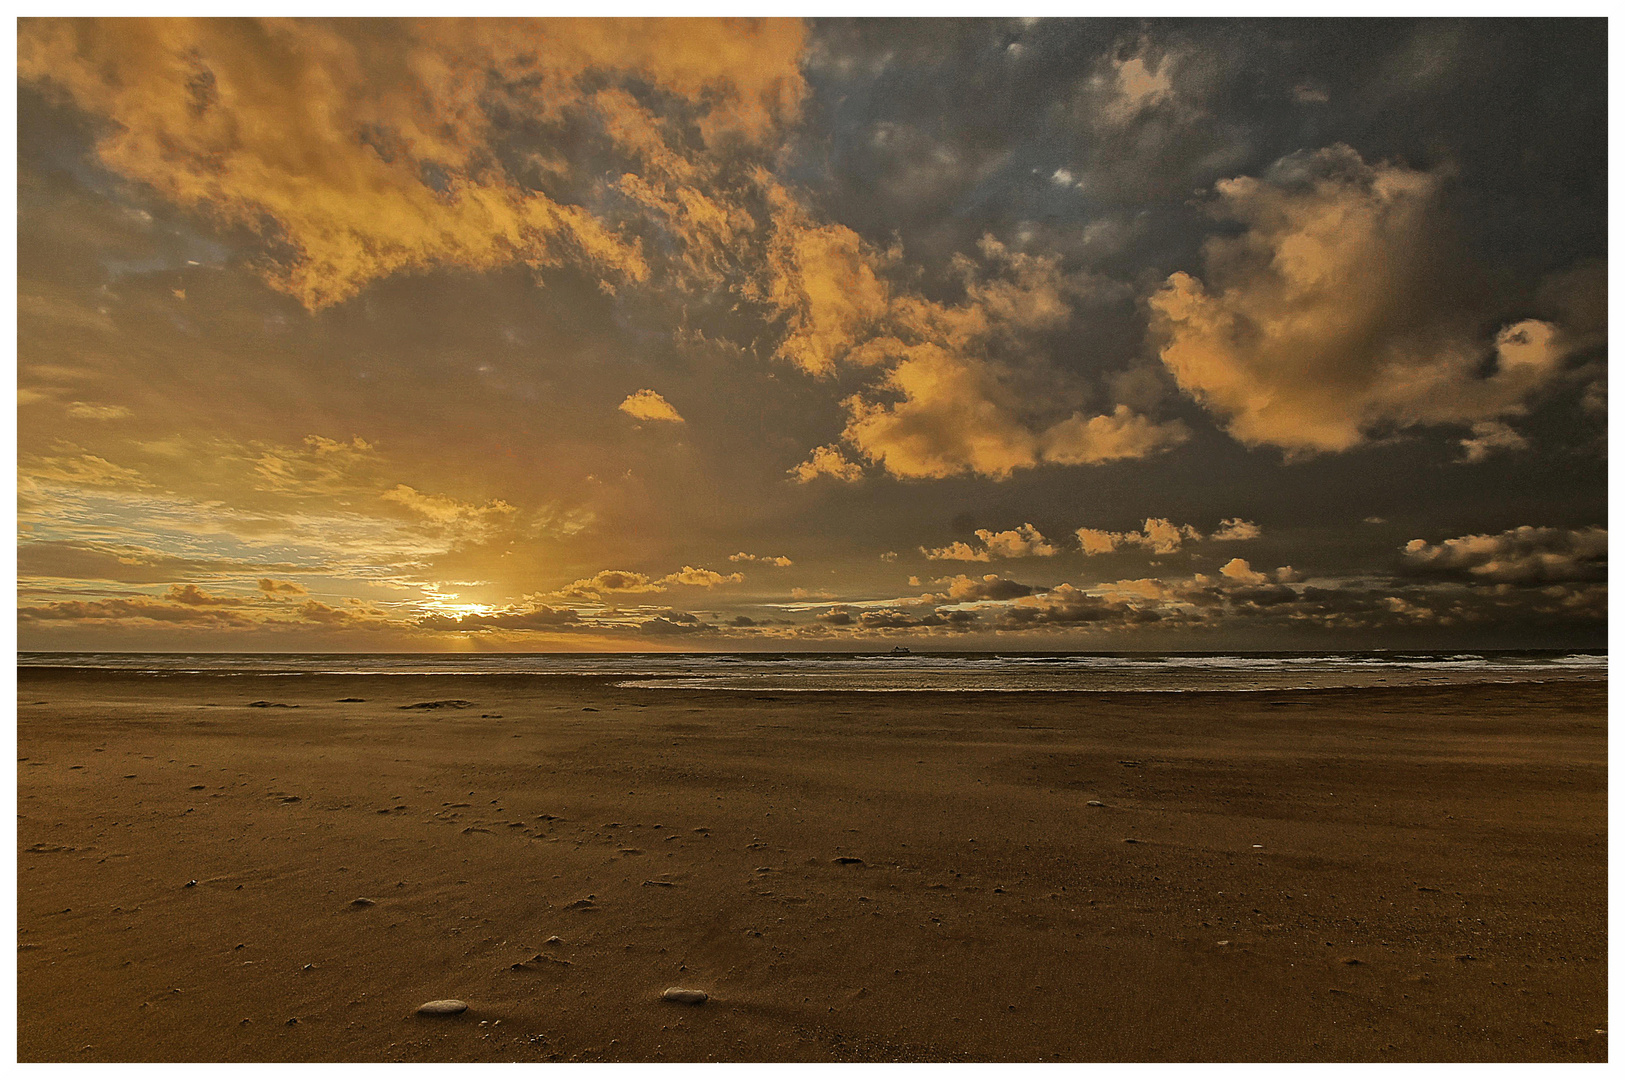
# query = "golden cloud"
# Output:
<box><xmin>788</xmin><ymin>444</ymin><xmax>864</xmax><ymax>483</ymax></box>
<box><xmin>618</xmin><ymin>389</ymin><xmax>685</xmax><ymax>423</ymax></box>
<box><xmin>20</xmin><ymin>18</ymin><xmax>806</xmax><ymax>309</ymax></box>
<box><xmin>1075</xmin><ymin>518</ymin><xmax>1203</xmax><ymax>556</ymax></box>
<box><xmin>1150</xmin><ymin>144</ymin><xmax>1569</xmax><ymax>454</ymax></box>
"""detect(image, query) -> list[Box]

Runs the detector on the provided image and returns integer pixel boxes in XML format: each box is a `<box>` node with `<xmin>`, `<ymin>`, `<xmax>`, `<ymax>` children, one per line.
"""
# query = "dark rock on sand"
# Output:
<box><xmin>399</xmin><ymin>700</ymin><xmax>474</xmax><ymax>710</ymax></box>
<box><xmin>417</xmin><ymin>999</ymin><xmax>468</xmax><ymax>1016</ymax></box>
<box><xmin>247</xmin><ymin>701</ymin><xmax>297</xmax><ymax>708</ymax></box>
<box><xmin>662</xmin><ymin>987</ymin><xmax>708</xmax><ymax>1004</ymax></box>
<box><xmin>350</xmin><ymin>897</ymin><xmax>376</xmax><ymax>907</ymax></box>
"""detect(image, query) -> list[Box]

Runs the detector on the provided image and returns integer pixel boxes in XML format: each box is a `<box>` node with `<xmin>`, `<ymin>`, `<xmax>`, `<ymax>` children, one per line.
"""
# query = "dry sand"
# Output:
<box><xmin>16</xmin><ymin>669</ymin><xmax>1607</xmax><ymax>1061</ymax></box>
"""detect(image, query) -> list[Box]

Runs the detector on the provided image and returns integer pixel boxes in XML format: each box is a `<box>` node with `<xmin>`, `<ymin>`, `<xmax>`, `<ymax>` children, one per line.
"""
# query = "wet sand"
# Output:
<box><xmin>16</xmin><ymin>670</ymin><xmax>1607</xmax><ymax>1061</ymax></box>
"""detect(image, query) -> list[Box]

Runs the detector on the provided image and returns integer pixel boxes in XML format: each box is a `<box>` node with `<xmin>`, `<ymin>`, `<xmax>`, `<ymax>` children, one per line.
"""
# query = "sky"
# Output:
<box><xmin>15</xmin><ymin>17</ymin><xmax>1608</xmax><ymax>653</ymax></box>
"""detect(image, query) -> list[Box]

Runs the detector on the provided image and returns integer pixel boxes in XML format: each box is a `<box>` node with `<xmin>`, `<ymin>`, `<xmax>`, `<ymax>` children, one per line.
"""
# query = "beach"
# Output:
<box><xmin>16</xmin><ymin>668</ymin><xmax>1607</xmax><ymax>1061</ymax></box>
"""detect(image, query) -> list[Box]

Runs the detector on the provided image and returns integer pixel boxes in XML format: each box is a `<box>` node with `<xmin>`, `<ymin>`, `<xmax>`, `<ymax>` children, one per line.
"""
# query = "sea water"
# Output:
<box><xmin>16</xmin><ymin>650</ymin><xmax>1607</xmax><ymax>693</ymax></box>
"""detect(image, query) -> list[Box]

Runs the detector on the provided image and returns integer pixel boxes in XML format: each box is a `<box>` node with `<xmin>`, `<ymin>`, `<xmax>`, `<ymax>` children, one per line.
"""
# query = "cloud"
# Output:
<box><xmin>255</xmin><ymin>435</ymin><xmax>376</xmax><ymax>494</ymax></box>
<box><xmin>1209</xmin><ymin>518</ymin><xmax>1261</xmax><ymax>541</ymax></box>
<box><xmin>920</xmin><ymin>541</ymin><xmax>989</xmax><ymax>563</ymax></box>
<box><xmin>1457</xmin><ymin>421</ymin><xmax>1528</xmax><ymax>464</ymax></box>
<box><xmin>976</xmin><ymin>524</ymin><xmax>1059</xmax><ymax>558</ymax></box>
<box><xmin>932</xmin><ymin>573</ymin><xmax>1035</xmax><ymax>602</ymax></box>
<box><xmin>558</xmin><ymin>564</ymin><xmax>742</xmax><ymax>599</ymax></box>
<box><xmin>1038</xmin><ymin>406</ymin><xmax>1190</xmax><ymax>467</ymax></box>
<box><xmin>418</xmin><ymin>604</ymin><xmax>580</xmax><ymax>631</ymax></box>
<box><xmin>22</xmin><ymin>450</ymin><xmax>148</xmax><ymax>489</ymax></box>
<box><xmin>1150</xmin><ymin>145</ymin><xmax>1570</xmax><ymax>454</ymax></box>
<box><xmin>1103</xmin><ymin>52</ymin><xmax>1175</xmax><ymax>126</ymax></box>
<box><xmin>164</xmin><ymin>583</ymin><xmax>244</xmax><ymax>606</ymax></box>
<box><xmin>661</xmin><ymin>565</ymin><xmax>745</xmax><ymax>587</ymax></box>
<box><xmin>257</xmin><ymin>578</ymin><xmax>308</xmax><ymax>595</ymax></box>
<box><xmin>1402</xmin><ymin>526</ymin><xmax>1606</xmax><ymax>584</ymax></box>
<box><xmin>757</xmin><ymin>184</ymin><xmax>893</xmax><ymax>378</ymax></box>
<box><xmin>561</xmin><ymin>569</ymin><xmax>667</xmax><ymax>598</ymax></box>
<box><xmin>840</xmin><ymin>347</ymin><xmax>1187</xmax><ymax>481</ymax></box>
<box><xmin>20</xmin><ymin>18</ymin><xmax>809</xmax><ymax>309</ymax></box>
<box><xmin>1076</xmin><ymin>517</ymin><xmax>1203</xmax><ymax>556</ymax></box>
<box><xmin>856</xmin><ymin>608</ymin><xmax>978</xmax><ymax>630</ymax></box>
<box><xmin>379</xmin><ymin>484</ymin><xmax>519</xmax><ymax>548</ymax></box>
<box><xmin>729</xmin><ymin>551</ymin><xmax>793</xmax><ymax>566</ymax></box>
<box><xmin>997</xmin><ymin>584</ymin><xmax>1156</xmax><ymax>628</ymax></box>
<box><xmin>788</xmin><ymin>444</ymin><xmax>864</xmax><ymax>483</ymax></box>
<box><xmin>1218</xmin><ymin>558</ymin><xmax>1268</xmax><ymax>585</ymax></box>
<box><xmin>757</xmin><ymin>204</ymin><xmax>1183</xmax><ymax>481</ymax></box>
<box><xmin>923</xmin><ymin>523</ymin><xmax>1058</xmax><ymax>561</ymax></box>
<box><xmin>18</xmin><ymin>594</ymin><xmax>255</xmax><ymax>627</ymax></box>
<box><xmin>293</xmin><ymin>598</ymin><xmax>395</xmax><ymax>630</ymax></box>
<box><xmin>618</xmin><ymin>389</ymin><xmax>685</xmax><ymax>423</ymax></box>
<box><xmin>65</xmin><ymin>401</ymin><xmax>132</xmax><ymax>420</ymax></box>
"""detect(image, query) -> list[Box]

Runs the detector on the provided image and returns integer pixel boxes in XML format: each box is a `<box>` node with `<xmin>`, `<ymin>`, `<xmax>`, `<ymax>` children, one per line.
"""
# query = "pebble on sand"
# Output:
<box><xmin>1086</xmin><ymin>800</ymin><xmax>1106</xmax><ymax>807</ymax></box>
<box><xmin>417</xmin><ymin>999</ymin><xmax>469</xmax><ymax>1016</ymax></box>
<box><xmin>662</xmin><ymin>987</ymin><xmax>708</xmax><ymax>1005</ymax></box>
<box><xmin>351</xmin><ymin>897</ymin><xmax>376</xmax><ymax>906</ymax></box>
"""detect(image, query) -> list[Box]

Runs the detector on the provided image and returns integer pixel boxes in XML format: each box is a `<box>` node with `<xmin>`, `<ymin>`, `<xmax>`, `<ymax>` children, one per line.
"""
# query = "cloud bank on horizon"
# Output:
<box><xmin>16</xmin><ymin>17</ymin><xmax>1607</xmax><ymax>650</ymax></box>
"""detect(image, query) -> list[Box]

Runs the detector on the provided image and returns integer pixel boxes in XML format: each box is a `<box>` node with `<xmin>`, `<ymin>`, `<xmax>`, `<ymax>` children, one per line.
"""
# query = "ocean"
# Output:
<box><xmin>16</xmin><ymin>649</ymin><xmax>1607</xmax><ymax>693</ymax></box>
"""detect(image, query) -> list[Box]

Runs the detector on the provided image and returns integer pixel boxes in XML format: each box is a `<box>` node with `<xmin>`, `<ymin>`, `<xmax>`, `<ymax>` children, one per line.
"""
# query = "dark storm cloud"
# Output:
<box><xmin>1401</xmin><ymin>527</ymin><xmax>1608</xmax><ymax>585</ymax></box>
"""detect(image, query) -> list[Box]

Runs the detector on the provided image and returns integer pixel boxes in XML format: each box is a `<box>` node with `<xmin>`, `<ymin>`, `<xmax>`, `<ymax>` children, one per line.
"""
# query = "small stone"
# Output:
<box><xmin>833</xmin><ymin>857</ymin><xmax>864</xmax><ymax>865</ymax></box>
<box><xmin>661</xmin><ymin>987</ymin><xmax>708</xmax><ymax>1005</ymax></box>
<box><xmin>1086</xmin><ymin>800</ymin><xmax>1106</xmax><ymax>807</ymax></box>
<box><xmin>184</xmin><ymin>880</ymin><xmax>198</xmax><ymax>888</ymax></box>
<box><xmin>417</xmin><ymin>999</ymin><xmax>469</xmax><ymax>1016</ymax></box>
<box><xmin>545</xmin><ymin>936</ymin><xmax>564</xmax><ymax>945</ymax></box>
<box><xmin>351</xmin><ymin>897</ymin><xmax>376</xmax><ymax>907</ymax></box>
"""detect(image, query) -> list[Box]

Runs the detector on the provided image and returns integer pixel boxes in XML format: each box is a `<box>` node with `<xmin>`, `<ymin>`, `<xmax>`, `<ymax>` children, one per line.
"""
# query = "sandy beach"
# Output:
<box><xmin>16</xmin><ymin>669</ymin><xmax>1607</xmax><ymax>1062</ymax></box>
